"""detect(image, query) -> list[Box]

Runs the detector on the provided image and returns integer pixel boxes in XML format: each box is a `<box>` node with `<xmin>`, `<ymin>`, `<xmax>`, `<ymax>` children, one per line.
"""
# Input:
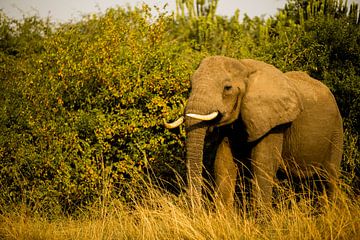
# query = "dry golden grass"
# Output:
<box><xmin>0</xmin><ymin>184</ymin><xmax>359</xmax><ymax>240</ymax></box>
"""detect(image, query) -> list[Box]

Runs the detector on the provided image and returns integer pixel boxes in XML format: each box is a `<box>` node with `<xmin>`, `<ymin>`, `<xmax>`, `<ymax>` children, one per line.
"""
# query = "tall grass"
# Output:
<box><xmin>0</xmin><ymin>180</ymin><xmax>359</xmax><ymax>240</ymax></box>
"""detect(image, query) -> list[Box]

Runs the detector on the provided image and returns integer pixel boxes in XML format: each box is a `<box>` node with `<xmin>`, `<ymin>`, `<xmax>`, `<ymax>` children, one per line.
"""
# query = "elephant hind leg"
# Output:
<box><xmin>323</xmin><ymin>161</ymin><xmax>341</xmax><ymax>202</ymax></box>
<box><xmin>323</xmin><ymin>131</ymin><xmax>343</xmax><ymax>201</ymax></box>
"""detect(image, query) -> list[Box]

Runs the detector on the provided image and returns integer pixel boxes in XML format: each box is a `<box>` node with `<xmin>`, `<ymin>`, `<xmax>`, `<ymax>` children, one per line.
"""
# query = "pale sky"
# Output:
<box><xmin>1</xmin><ymin>0</ymin><xmax>359</xmax><ymax>23</ymax></box>
<box><xmin>1</xmin><ymin>0</ymin><xmax>289</xmax><ymax>22</ymax></box>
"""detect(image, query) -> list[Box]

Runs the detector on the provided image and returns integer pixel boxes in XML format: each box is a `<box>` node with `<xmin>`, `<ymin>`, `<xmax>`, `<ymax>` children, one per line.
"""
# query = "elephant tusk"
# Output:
<box><xmin>186</xmin><ymin>111</ymin><xmax>219</xmax><ymax>121</ymax></box>
<box><xmin>164</xmin><ymin>116</ymin><xmax>184</xmax><ymax>129</ymax></box>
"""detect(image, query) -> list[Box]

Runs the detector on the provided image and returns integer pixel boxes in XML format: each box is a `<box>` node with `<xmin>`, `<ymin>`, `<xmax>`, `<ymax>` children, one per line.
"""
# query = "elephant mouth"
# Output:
<box><xmin>164</xmin><ymin>90</ymin><xmax>241</xmax><ymax>129</ymax></box>
<box><xmin>185</xmin><ymin>92</ymin><xmax>240</xmax><ymax>126</ymax></box>
<box><xmin>164</xmin><ymin>96</ymin><xmax>239</xmax><ymax>128</ymax></box>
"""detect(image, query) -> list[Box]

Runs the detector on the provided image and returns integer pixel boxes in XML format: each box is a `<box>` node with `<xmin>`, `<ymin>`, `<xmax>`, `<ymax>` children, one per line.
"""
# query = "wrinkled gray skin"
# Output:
<box><xmin>184</xmin><ymin>56</ymin><xmax>343</xmax><ymax>209</ymax></box>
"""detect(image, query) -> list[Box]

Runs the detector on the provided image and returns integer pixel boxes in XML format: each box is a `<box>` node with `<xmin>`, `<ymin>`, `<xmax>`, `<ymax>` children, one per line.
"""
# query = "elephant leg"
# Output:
<box><xmin>214</xmin><ymin>137</ymin><xmax>237</xmax><ymax>209</ymax></box>
<box><xmin>323</xmin><ymin>132</ymin><xmax>342</xmax><ymax>202</ymax></box>
<box><xmin>323</xmin><ymin>162</ymin><xmax>340</xmax><ymax>201</ymax></box>
<box><xmin>251</xmin><ymin>132</ymin><xmax>283</xmax><ymax>210</ymax></box>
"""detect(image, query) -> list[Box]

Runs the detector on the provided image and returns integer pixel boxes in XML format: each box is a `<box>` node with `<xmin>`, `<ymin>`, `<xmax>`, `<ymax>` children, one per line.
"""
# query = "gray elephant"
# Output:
<box><xmin>165</xmin><ymin>56</ymin><xmax>343</xmax><ymax>209</ymax></box>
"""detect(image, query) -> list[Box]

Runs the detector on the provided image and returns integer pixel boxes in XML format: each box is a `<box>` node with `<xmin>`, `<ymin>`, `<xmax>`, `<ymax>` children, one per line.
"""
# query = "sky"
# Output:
<box><xmin>1</xmin><ymin>0</ymin><xmax>359</xmax><ymax>23</ymax></box>
<box><xmin>1</xmin><ymin>0</ymin><xmax>290</xmax><ymax>22</ymax></box>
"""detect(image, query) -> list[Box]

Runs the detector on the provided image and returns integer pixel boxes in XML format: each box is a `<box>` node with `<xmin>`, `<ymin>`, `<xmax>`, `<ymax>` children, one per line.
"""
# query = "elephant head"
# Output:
<box><xmin>166</xmin><ymin>56</ymin><xmax>303</xmax><ymax>206</ymax></box>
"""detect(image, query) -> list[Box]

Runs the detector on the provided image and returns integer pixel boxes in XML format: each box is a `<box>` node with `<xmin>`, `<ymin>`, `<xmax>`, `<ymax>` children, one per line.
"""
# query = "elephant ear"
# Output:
<box><xmin>241</xmin><ymin>66</ymin><xmax>303</xmax><ymax>142</ymax></box>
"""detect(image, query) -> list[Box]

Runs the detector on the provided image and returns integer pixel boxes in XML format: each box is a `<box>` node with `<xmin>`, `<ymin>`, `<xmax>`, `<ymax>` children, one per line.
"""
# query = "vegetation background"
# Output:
<box><xmin>0</xmin><ymin>0</ymin><xmax>359</xmax><ymax>239</ymax></box>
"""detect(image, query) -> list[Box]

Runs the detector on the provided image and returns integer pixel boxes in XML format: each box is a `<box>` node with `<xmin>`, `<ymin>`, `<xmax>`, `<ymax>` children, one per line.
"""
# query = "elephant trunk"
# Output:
<box><xmin>185</xmin><ymin>117</ymin><xmax>208</xmax><ymax>208</ymax></box>
<box><xmin>185</xmin><ymin>84</ymin><xmax>219</xmax><ymax>207</ymax></box>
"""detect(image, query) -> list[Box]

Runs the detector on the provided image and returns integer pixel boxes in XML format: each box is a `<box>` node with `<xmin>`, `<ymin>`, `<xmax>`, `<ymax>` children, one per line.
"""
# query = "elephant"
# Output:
<box><xmin>165</xmin><ymin>56</ymin><xmax>343</xmax><ymax>210</ymax></box>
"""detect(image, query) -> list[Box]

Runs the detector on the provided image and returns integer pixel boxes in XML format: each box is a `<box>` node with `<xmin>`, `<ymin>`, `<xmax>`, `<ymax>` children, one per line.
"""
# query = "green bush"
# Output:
<box><xmin>0</xmin><ymin>6</ymin><xmax>204</xmax><ymax>214</ymax></box>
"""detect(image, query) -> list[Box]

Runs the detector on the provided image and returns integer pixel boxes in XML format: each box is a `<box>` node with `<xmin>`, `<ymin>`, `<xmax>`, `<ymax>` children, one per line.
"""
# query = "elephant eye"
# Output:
<box><xmin>224</xmin><ymin>85</ymin><xmax>232</xmax><ymax>91</ymax></box>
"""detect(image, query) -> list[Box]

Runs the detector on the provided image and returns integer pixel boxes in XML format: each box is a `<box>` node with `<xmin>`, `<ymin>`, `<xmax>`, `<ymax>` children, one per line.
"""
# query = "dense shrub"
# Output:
<box><xmin>0</xmin><ymin>6</ymin><xmax>204</xmax><ymax>214</ymax></box>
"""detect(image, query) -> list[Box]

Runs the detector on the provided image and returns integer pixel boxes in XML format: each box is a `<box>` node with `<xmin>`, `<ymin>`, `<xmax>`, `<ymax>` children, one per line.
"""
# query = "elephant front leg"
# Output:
<box><xmin>251</xmin><ymin>132</ymin><xmax>283</xmax><ymax>210</ymax></box>
<box><xmin>214</xmin><ymin>137</ymin><xmax>237</xmax><ymax>209</ymax></box>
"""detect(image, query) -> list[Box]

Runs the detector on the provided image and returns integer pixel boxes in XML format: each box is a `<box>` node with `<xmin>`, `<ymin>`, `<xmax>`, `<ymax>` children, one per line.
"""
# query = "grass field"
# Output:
<box><xmin>0</xmin><ymin>183</ymin><xmax>359</xmax><ymax>240</ymax></box>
